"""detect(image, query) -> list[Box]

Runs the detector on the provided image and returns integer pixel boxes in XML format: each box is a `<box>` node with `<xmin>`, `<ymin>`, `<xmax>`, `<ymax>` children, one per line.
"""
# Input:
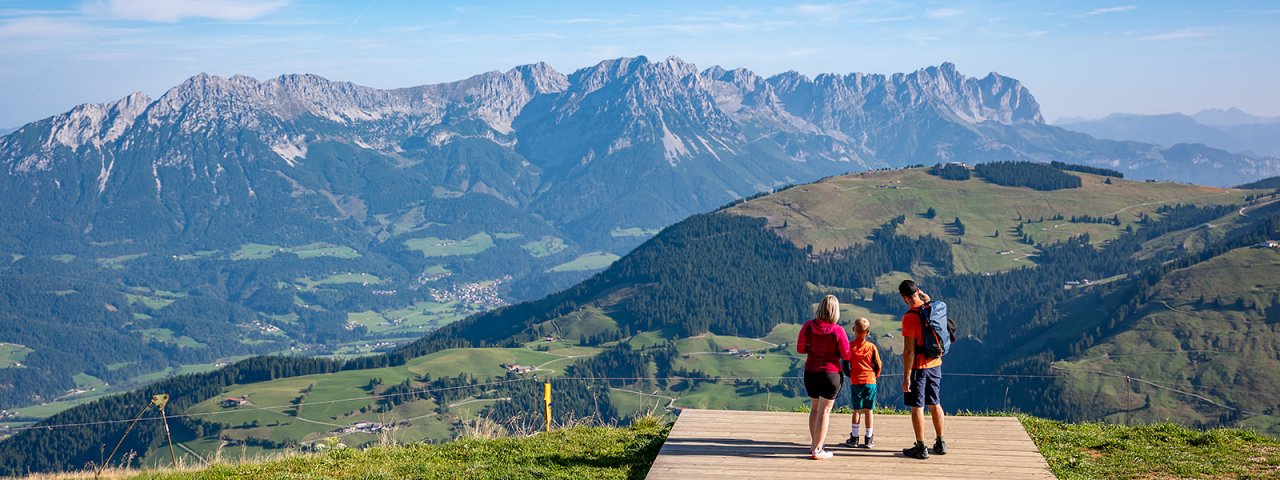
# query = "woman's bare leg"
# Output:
<box><xmin>813</xmin><ymin>397</ymin><xmax>836</xmax><ymax>452</ymax></box>
<box><xmin>808</xmin><ymin>398</ymin><xmax>819</xmax><ymax>452</ymax></box>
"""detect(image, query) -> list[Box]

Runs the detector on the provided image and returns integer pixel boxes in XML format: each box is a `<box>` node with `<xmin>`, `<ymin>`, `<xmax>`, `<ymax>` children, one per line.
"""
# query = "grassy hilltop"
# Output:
<box><xmin>729</xmin><ymin>167</ymin><xmax>1245</xmax><ymax>273</ymax></box>
<box><xmin>7</xmin><ymin>165</ymin><xmax>1278</xmax><ymax>476</ymax></box>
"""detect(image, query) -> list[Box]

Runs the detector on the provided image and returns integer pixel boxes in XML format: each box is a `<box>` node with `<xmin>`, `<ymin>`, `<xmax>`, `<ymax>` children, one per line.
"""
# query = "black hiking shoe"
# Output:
<box><xmin>861</xmin><ymin>434</ymin><xmax>875</xmax><ymax>448</ymax></box>
<box><xmin>842</xmin><ymin>435</ymin><xmax>859</xmax><ymax>448</ymax></box>
<box><xmin>903</xmin><ymin>442</ymin><xmax>930</xmax><ymax>459</ymax></box>
<box><xmin>932</xmin><ymin>438</ymin><xmax>948</xmax><ymax>455</ymax></box>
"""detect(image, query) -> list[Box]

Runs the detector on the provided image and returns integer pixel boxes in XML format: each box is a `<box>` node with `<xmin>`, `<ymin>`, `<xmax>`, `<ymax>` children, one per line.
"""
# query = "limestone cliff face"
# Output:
<box><xmin>0</xmin><ymin>56</ymin><xmax>1272</xmax><ymax>253</ymax></box>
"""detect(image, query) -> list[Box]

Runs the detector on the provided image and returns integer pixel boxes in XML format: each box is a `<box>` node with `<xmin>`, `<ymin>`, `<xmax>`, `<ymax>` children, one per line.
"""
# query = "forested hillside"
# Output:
<box><xmin>4</xmin><ymin>57</ymin><xmax>1279</xmax><ymax>422</ymax></box>
<box><xmin>5</xmin><ymin>166</ymin><xmax>1276</xmax><ymax>475</ymax></box>
<box><xmin>1238</xmin><ymin>175</ymin><xmax>1280</xmax><ymax>191</ymax></box>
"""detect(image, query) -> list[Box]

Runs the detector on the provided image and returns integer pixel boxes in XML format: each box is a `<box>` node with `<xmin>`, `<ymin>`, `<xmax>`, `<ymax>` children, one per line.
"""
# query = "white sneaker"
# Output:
<box><xmin>810</xmin><ymin>449</ymin><xmax>834</xmax><ymax>460</ymax></box>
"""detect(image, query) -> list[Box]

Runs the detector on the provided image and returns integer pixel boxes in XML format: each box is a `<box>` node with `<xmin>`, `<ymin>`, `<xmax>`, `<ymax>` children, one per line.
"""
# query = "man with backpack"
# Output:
<box><xmin>898</xmin><ymin>279</ymin><xmax>949</xmax><ymax>459</ymax></box>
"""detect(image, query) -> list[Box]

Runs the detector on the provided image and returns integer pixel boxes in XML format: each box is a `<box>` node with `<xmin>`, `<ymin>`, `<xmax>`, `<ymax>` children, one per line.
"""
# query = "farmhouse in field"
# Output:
<box><xmin>506</xmin><ymin>364</ymin><xmax>534</xmax><ymax>374</ymax></box>
<box><xmin>338</xmin><ymin>421</ymin><xmax>386</xmax><ymax>434</ymax></box>
<box><xmin>222</xmin><ymin>396</ymin><xmax>249</xmax><ymax>408</ymax></box>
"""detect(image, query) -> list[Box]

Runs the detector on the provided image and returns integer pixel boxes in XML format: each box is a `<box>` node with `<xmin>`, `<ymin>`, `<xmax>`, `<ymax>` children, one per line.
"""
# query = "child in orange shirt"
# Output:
<box><xmin>842</xmin><ymin>317</ymin><xmax>883</xmax><ymax>448</ymax></box>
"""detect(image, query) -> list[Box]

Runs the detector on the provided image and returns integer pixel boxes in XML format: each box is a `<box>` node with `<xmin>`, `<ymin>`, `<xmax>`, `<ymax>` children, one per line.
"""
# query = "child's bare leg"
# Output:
<box><xmin>852</xmin><ymin>409</ymin><xmax>861</xmax><ymax>426</ymax></box>
<box><xmin>863</xmin><ymin>409</ymin><xmax>873</xmax><ymax>429</ymax></box>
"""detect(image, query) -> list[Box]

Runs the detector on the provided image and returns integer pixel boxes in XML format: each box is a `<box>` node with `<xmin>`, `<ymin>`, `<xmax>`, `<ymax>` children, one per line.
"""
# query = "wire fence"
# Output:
<box><xmin>3</xmin><ymin>366</ymin><xmax>1271</xmax><ymax>435</ymax></box>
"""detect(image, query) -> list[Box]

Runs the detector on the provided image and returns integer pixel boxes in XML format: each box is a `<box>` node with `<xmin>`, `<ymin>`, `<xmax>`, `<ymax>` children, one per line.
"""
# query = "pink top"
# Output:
<box><xmin>796</xmin><ymin>319</ymin><xmax>851</xmax><ymax>373</ymax></box>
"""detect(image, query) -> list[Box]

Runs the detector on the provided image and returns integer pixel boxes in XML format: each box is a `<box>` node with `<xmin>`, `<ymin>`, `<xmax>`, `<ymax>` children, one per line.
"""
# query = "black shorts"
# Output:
<box><xmin>904</xmin><ymin>366</ymin><xmax>942</xmax><ymax>408</ymax></box>
<box><xmin>804</xmin><ymin>371</ymin><xmax>843</xmax><ymax>400</ymax></box>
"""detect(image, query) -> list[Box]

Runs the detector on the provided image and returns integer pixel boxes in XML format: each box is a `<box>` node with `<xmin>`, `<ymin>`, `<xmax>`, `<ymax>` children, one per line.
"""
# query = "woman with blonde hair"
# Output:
<box><xmin>796</xmin><ymin>295</ymin><xmax>851</xmax><ymax>459</ymax></box>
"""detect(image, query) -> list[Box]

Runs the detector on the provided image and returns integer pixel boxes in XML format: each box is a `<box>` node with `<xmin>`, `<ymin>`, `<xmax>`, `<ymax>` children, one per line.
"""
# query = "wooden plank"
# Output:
<box><xmin>646</xmin><ymin>467</ymin><xmax>1056</xmax><ymax>480</ymax></box>
<box><xmin>646</xmin><ymin>409</ymin><xmax>1054</xmax><ymax>480</ymax></box>
<box><xmin>646</xmin><ymin>465</ymin><xmax>1055</xmax><ymax>479</ymax></box>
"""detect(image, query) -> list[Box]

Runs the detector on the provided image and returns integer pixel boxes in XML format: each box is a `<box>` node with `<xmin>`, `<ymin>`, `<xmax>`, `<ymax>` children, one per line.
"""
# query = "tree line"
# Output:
<box><xmin>1050</xmin><ymin>161</ymin><xmax>1124</xmax><ymax>178</ymax></box>
<box><xmin>975</xmin><ymin>162</ymin><xmax>1083</xmax><ymax>191</ymax></box>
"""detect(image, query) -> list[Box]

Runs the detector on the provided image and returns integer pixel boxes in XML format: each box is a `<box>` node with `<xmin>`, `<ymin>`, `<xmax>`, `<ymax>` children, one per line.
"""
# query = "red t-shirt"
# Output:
<box><xmin>797</xmin><ymin>319</ymin><xmax>851</xmax><ymax>373</ymax></box>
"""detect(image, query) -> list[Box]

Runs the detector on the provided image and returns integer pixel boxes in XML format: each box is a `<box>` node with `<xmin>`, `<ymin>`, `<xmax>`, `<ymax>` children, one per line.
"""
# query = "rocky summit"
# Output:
<box><xmin>2</xmin><ymin>56</ymin><xmax>1274</xmax><ymax>257</ymax></box>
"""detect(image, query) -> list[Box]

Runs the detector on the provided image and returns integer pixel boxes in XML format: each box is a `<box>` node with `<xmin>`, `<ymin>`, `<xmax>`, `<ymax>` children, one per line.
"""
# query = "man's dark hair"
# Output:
<box><xmin>898</xmin><ymin>279</ymin><xmax>919</xmax><ymax>298</ymax></box>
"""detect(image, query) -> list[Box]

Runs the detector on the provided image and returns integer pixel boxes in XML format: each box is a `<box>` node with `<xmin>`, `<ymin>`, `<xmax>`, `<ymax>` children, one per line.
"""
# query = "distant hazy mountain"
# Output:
<box><xmin>1191</xmin><ymin>107</ymin><xmax>1279</xmax><ymax>126</ymax></box>
<box><xmin>1058</xmin><ymin>109</ymin><xmax>1280</xmax><ymax>157</ymax></box>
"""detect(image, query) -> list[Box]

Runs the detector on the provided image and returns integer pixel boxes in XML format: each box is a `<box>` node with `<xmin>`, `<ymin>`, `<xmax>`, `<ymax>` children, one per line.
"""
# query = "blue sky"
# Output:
<box><xmin>0</xmin><ymin>0</ymin><xmax>1277</xmax><ymax>127</ymax></box>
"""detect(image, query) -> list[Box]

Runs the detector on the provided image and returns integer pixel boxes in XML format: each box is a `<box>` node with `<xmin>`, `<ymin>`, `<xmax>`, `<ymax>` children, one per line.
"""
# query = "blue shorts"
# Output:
<box><xmin>849</xmin><ymin>383</ymin><xmax>877</xmax><ymax>410</ymax></box>
<box><xmin>904</xmin><ymin>366</ymin><xmax>941</xmax><ymax>408</ymax></box>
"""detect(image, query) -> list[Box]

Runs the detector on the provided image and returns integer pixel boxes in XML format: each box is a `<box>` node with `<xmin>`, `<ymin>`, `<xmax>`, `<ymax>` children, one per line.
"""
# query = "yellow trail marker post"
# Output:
<box><xmin>544</xmin><ymin>382</ymin><xmax>552</xmax><ymax>432</ymax></box>
<box><xmin>152</xmin><ymin>394</ymin><xmax>178</xmax><ymax>470</ymax></box>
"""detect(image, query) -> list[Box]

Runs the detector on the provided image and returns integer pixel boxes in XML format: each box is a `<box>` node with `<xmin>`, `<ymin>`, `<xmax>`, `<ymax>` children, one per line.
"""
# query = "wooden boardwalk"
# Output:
<box><xmin>646</xmin><ymin>409</ymin><xmax>1055</xmax><ymax>479</ymax></box>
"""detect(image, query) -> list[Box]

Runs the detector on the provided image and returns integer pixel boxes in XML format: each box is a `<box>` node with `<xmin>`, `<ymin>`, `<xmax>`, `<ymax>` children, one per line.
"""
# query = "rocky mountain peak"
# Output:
<box><xmin>767</xmin><ymin>63</ymin><xmax>1043</xmax><ymax>127</ymax></box>
<box><xmin>45</xmin><ymin>91</ymin><xmax>151</xmax><ymax>152</ymax></box>
<box><xmin>150</xmin><ymin>72</ymin><xmax>412</xmax><ymax>127</ymax></box>
<box><xmin>508</xmin><ymin>62</ymin><xmax>569</xmax><ymax>94</ymax></box>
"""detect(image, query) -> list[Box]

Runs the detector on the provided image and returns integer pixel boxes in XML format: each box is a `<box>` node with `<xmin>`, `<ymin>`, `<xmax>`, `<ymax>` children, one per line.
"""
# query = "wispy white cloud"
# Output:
<box><xmin>994</xmin><ymin>30</ymin><xmax>1049</xmax><ymax>39</ymax></box>
<box><xmin>926</xmin><ymin>8</ymin><xmax>963</xmax><ymax>18</ymax></box>
<box><xmin>441</xmin><ymin>32</ymin><xmax>564</xmax><ymax>43</ymax></box>
<box><xmin>784</xmin><ymin>1</ymin><xmax>913</xmax><ymax>24</ymax></box>
<box><xmin>787</xmin><ymin>47</ymin><xmax>824</xmax><ymax>57</ymax></box>
<box><xmin>1086</xmin><ymin>6</ymin><xmax>1136</xmax><ymax>16</ymax></box>
<box><xmin>791</xmin><ymin>2</ymin><xmax>846</xmax><ymax>17</ymax></box>
<box><xmin>381</xmin><ymin>21</ymin><xmax>458</xmax><ymax>34</ymax></box>
<box><xmin>909</xmin><ymin>34</ymin><xmax>940</xmax><ymax>45</ymax></box>
<box><xmin>0</xmin><ymin>16</ymin><xmax>91</xmax><ymax>38</ymax></box>
<box><xmin>1137</xmin><ymin>28</ymin><xmax>1210</xmax><ymax>41</ymax></box>
<box><xmin>606</xmin><ymin>19</ymin><xmax>793</xmax><ymax>36</ymax></box>
<box><xmin>856</xmin><ymin>15</ymin><xmax>914</xmax><ymax>23</ymax></box>
<box><xmin>85</xmin><ymin>0</ymin><xmax>290</xmax><ymax>23</ymax></box>
<box><xmin>556</xmin><ymin>17</ymin><xmax>617</xmax><ymax>25</ymax></box>
<box><xmin>0</xmin><ymin>8</ymin><xmax>80</xmax><ymax>17</ymax></box>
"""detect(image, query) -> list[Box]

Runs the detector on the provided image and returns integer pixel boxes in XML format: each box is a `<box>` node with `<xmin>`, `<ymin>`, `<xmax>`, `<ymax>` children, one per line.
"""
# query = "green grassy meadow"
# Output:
<box><xmin>531</xmin><ymin>306</ymin><xmax>619</xmax><ymax>343</ymax></box>
<box><xmin>344</xmin><ymin>301</ymin><xmax>475</xmax><ymax>336</ymax></box>
<box><xmin>610</xmin><ymin>227</ymin><xmax>662</xmax><ymax>238</ymax></box>
<box><xmin>521</xmin><ymin>236</ymin><xmax>568</xmax><ymax>257</ymax></box>
<box><xmin>1050</xmin><ymin>247</ymin><xmax>1280</xmax><ymax>436</ymax></box>
<box><xmin>404</xmin><ymin>233</ymin><xmax>495</xmax><ymax>257</ymax></box>
<box><xmin>548</xmin><ymin>252</ymin><xmax>620</xmax><ymax>272</ymax></box>
<box><xmin>0</xmin><ymin>343</ymin><xmax>32</xmax><ymax>367</ymax></box>
<box><xmin>295</xmin><ymin>273</ymin><xmax>381</xmax><ymax>290</ymax></box>
<box><xmin>116</xmin><ymin>419</ymin><xmax>670</xmax><ymax>480</ymax></box>
<box><xmin>1023</xmin><ymin>416</ymin><xmax>1280</xmax><ymax>479</ymax></box>
<box><xmin>231</xmin><ymin>242</ymin><xmax>359</xmax><ymax>261</ymax></box>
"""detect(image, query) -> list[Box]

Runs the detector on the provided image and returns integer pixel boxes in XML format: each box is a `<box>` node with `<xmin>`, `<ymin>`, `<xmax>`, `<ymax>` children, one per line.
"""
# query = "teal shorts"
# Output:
<box><xmin>849</xmin><ymin>383</ymin><xmax>877</xmax><ymax>410</ymax></box>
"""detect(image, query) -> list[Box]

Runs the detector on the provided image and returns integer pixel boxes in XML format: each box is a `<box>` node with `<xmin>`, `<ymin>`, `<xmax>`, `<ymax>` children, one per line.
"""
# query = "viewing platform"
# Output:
<box><xmin>646</xmin><ymin>409</ymin><xmax>1054</xmax><ymax>479</ymax></box>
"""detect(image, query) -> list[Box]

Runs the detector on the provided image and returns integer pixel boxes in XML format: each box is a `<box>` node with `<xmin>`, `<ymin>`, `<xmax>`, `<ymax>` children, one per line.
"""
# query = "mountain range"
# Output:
<box><xmin>4</xmin><ymin>57</ymin><xmax>1277</xmax><ymax>259</ymax></box>
<box><xmin>2</xmin><ymin>56</ymin><xmax>1280</xmax><ymax>419</ymax></box>
<box><xmin>1058</xmin><ymin>108</ymin><xmax>1280</xmax><ymax>158</ymax></box>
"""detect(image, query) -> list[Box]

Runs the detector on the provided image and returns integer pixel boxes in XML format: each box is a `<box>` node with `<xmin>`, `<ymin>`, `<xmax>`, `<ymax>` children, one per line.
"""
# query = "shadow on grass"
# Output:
<box><xmin>543</xmin><ymin>428</ymin><xmax>669</xmax><ymax>480</ymax></box>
